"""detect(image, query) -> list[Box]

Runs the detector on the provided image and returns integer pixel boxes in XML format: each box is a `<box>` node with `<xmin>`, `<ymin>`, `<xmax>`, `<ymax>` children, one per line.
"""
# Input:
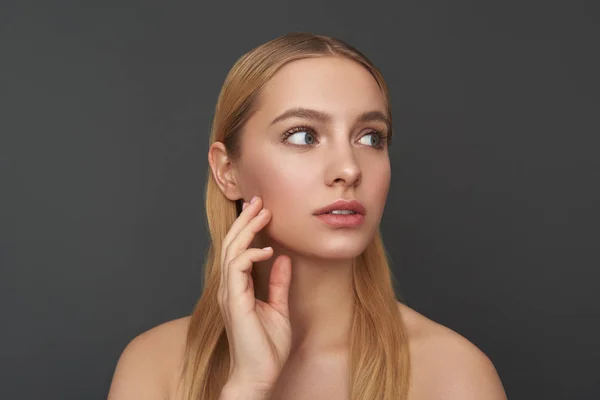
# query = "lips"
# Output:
<box><xmin>316</xmin><ymin>212</ymin><xmax>365</xmax><ymax>228</ymax></box>
<box><xmin>313</xmin><ymin>199</ymin><xmax>366</xmax><ymax>215</ymax></box>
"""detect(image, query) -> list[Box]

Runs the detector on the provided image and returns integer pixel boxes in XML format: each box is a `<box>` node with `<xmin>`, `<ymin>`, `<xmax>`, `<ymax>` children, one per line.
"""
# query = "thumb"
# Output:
<box><xmin>268</xmin><ymin>254</ymin><xmax>292</xmax><ymax>318</ymax></box>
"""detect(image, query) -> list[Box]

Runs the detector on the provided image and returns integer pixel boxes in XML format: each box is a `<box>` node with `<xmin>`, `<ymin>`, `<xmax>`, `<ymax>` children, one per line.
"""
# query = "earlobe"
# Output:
<box><xmin>207</xmin><ymin>142</ymin><xmax>242</xmax><ymax>201</ymax></box>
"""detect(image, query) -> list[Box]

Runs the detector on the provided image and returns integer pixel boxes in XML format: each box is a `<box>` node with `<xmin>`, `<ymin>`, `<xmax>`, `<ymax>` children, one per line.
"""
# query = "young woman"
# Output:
<box><xmin>107</xmin><ymin>32</ymin><xmax>507</xmax><ymax>400</ymax></box>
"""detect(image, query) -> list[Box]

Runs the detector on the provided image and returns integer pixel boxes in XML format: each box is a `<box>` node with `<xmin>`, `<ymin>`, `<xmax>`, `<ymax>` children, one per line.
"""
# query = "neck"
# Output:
<box><xmin>251</xmin><ymin>241</ymin><xmax>356</xmax><ymax>358</ymax></box>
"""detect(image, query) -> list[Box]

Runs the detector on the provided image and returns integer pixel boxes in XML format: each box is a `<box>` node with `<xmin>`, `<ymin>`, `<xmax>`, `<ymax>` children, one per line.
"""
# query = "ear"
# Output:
<box><xmin>207</xmin><ymin>141</ymin><xmax>243</xmax><ymax>202</ymax></box>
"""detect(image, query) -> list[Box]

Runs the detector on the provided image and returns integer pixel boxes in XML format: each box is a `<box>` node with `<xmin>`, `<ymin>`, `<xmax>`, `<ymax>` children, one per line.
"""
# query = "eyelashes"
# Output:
<box><xmin>280</xmin><ymin>125</ymin><xmax>390</xmax><ymax>150</ymax></box>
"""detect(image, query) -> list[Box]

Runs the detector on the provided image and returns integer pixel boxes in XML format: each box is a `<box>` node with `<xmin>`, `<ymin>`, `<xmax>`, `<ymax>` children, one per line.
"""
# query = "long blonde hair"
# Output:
<box><xmin>178</xmin><ymin>32</ymin><xmax>410</xmax><ymax>399</ymax></box>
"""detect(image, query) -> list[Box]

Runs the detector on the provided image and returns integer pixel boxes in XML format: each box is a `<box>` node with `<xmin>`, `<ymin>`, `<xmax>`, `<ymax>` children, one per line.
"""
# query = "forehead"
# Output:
<box><xmin>256</xmin><ymin>56</ymin><xmax>387</xmax><ymax>121</ymax></box>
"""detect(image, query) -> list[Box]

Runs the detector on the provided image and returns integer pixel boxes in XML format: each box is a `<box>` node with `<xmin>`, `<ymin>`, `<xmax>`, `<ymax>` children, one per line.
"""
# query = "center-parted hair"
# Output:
<box><xmin>177</xmin><ymin>32</ymin><xmax>410</xmax><ymax>399</ymax></box>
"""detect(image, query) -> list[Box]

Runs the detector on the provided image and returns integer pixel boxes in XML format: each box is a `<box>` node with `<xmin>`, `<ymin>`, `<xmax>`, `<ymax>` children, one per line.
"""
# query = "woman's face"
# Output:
<box><xmin>236</xmin><ymin>56</ymin><xmax>391</xmax><ymax>260</ymax></box>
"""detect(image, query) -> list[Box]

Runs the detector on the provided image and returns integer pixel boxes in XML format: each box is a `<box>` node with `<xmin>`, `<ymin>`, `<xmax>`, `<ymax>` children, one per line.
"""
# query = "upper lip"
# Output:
<box><xmin>313</xmin><ymin>199</ymin><xmax>366</xmax><ymax>215</ymax></box>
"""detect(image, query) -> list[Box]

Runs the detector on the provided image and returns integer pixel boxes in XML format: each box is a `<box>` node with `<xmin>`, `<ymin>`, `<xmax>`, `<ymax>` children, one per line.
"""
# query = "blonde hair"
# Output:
<box><xmin>178</xmin><ymin>32</ymin><xmax>410</xmax><ymax>399</ymax></box>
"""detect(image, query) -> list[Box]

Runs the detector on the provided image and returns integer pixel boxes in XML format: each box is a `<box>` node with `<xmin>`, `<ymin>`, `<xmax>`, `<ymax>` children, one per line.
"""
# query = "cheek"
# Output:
<box><xmin>255</xmin><ymin>159</ymin><xmax>315</xmax><ymax>213</ymax></box>
<box><xmin>360</xmin><ymin>159</ymin><xmax>391</xmax><ymax>231</ymax></box>
<box><xmin>242</xmin><ymin>150</ymin><xmax>391</xmax><ymax>257</ymax></box>
<box><xmin>371</xmin><ymin>163</ymin><xmax>391</xmax><ymax>206</ymax></box>
<box><xmin>249</xmin><ymin>158</ymin><xmax>320</xmax><ymax>249</ymax></box>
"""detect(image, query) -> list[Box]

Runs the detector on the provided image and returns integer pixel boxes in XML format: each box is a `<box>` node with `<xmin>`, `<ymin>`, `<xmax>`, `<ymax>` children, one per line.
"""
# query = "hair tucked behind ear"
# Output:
<box><xmin>177</xmin><ymin>32</ymin><xmax>410</xmax><ymax>399</ymax></box>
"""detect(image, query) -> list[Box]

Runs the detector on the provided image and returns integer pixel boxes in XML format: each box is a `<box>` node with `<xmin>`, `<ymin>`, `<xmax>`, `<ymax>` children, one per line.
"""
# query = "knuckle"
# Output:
<box><xmin>227</xmin><ymin>242</ymin><xmax>242</xmax><ymax>258</ymax></box>
<box><xmin>229</xmin><ymin>252</ymin><xmax>245</xmax><ymax>266</ymax></box>
<box><xmin>226</xmin><ymin>257</ymin><xmax>238</xmax><ymax>270</ymax></box>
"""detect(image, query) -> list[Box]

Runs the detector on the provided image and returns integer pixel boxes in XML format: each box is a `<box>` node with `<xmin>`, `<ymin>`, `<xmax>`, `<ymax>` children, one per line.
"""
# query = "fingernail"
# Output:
<box><xmin>242</xmin><ymin>202</ymin><xmax>248</xmax><ymax>210</ymax></box>
<box><xmin>250</xmin><ymin>196</ymin><xmax>258</xmax><ymax>204</ymax></box>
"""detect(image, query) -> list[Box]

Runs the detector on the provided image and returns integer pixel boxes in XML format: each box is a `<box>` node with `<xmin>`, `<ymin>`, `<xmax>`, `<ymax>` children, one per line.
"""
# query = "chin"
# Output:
<box><xmin>281</xmin><ymin>235</ymin><xmax>371</xmax><ymax>261</ymax></box>
<box><xmin>317</xmin><ymin>247</ymin><xmax>366</xmax><ymax>261</ymax></box>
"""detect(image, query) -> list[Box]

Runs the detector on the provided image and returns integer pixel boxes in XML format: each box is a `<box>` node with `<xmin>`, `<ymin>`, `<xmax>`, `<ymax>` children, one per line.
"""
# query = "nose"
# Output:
<box><xmin>325</xmin><ymin>142</ymin><xmax>362</xmax><ymax>188</ymax></box>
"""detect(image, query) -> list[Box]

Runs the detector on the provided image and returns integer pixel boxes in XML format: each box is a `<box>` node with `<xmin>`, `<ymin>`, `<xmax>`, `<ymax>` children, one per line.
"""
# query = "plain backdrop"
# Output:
<box><xmin>1</xmin><ymin>1</ymin><xmax>599</xmax><ymax>399</ymax></box>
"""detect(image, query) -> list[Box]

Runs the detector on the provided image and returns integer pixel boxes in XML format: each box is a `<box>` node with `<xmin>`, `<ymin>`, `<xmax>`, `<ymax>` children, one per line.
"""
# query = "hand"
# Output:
<box><xmin>218</xmin><ymin>196</ymin><xmax>293</xmax><ymax>394</ymax></box>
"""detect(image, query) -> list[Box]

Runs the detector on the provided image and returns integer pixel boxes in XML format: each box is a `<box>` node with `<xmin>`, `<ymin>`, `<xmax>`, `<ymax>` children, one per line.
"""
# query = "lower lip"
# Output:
<box><xmin>315</xmin><ymin>213</ymin><xmax>365</xmax><ymax>227</ymax></box>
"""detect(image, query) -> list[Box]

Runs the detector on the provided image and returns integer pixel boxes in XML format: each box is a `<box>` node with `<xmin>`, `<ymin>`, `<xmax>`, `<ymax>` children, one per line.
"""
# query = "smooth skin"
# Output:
<box><xmin>107</xmin><ymin>56</ymin><xmax>507</xmax><ymax>400</ymax></box>
<box><xmin>218</xmin><ymin>197</ymin><xmax>292</xmax><ymax>396</ymax></box>
<box><xmin>213</xmin><ymin>56</ymin><xmax>392</xmax><ymax>362</ymax></box>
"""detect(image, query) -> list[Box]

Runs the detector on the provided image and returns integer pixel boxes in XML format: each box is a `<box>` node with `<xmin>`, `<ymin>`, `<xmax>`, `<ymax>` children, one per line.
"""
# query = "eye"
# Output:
<box><xmin>282</xmin><ymin>126</ymin><xmax>318</xmax><ymax>146</ymax></box>
<box><xmin>281</xmin><ymin>125</ymin><xmax>388</xmax><ymax>150</ymax></box>
<box><xmin>359</xmin><ymin>130</ymin><xmax>388</xmax><ymax>150</ymax></box>
<box><xmin>359</xmin><ymin>132</ymin><xmax>381</xmax><ymax>147</ymax></box>
<box><xmin>288</xmin><ymin>131</ymin><xmax>316</xmax><ymax>145</ymax></box>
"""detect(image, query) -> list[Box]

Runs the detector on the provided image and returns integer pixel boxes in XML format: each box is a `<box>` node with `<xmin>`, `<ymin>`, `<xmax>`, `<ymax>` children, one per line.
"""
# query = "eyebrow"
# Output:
<box><xmin>269</xmin><ymin>107</ymin><xmax>391</xmax><ymax>133</ymax></box>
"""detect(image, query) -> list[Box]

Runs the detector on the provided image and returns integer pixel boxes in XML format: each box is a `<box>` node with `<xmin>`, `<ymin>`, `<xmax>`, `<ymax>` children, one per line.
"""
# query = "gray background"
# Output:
<box><xmin>1</xmin><ymin>1</ymin><xmax>599</xmax><ymax>399</ymax></box>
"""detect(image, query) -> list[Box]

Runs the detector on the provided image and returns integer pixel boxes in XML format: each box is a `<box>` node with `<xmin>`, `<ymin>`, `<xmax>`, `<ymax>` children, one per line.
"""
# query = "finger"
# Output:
<box><xmin>224</xmin><ymin>207</ymin><xmax>271</xmax><ymax>272</ymax></box>
<box><xmin>227</xmin><ymin>247</ymin><xmax>274</xmax><ymax>309</ymax></box>
<box><xmin>221</xmin><ymin>197</ymin><xmax>265</xmax><ymax>289</ymax></box>
<box><xmin>268</xmin><ymin>255</ymin><xmax>292</xmax><ymax>319</ymax></box>
<box><xmin>222</xmin><ymin>205</ymin><xmax>271</xmax><ymax>290</ymax></box>
<box><xmin>222</xmin><ymin>196</ymin><xmax>264</xmax><ymax>259</ymax></box>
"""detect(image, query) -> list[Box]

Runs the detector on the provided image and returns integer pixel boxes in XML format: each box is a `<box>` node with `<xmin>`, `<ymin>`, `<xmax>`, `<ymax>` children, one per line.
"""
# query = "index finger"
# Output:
<box><xmin>223</xmin><ymin>196</ymin><xmax>264</xmax><ymax>253</ymax></box>
<box><xmin>220</xmin><ymin>196</ymin><xmax>264</xmax><ymax>289</ymax></box>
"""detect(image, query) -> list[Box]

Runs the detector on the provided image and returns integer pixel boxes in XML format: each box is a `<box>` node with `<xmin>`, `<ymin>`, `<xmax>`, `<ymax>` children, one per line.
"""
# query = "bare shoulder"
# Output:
<box><xmin>107</xmin><ymin>315</ymin><xmax>191</xmax><ymax>400</ymax></box>
<box><xmin>397</xmin><ymin>302</ymin><xmax>507</xmax><ymax>400</ymax></box>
